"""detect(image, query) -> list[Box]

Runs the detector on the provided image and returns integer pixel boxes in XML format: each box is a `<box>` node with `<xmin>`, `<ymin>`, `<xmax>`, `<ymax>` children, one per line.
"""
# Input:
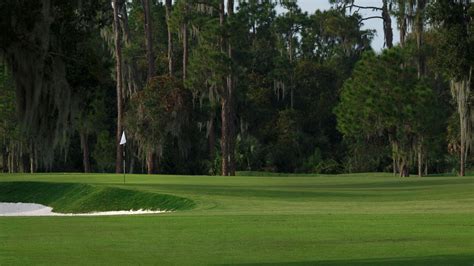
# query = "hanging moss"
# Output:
<box><xmin>0</xmin><ymin>0</ymin><xmax>111</xmax><ymax>167</ymax></box>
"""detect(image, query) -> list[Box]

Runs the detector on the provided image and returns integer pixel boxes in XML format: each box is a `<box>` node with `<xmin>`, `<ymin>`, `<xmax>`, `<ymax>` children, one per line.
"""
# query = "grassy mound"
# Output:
<box><xmin>0</xmin><ymin>182</ymin><xmax>195</xmax><ymax>213</ymax></box>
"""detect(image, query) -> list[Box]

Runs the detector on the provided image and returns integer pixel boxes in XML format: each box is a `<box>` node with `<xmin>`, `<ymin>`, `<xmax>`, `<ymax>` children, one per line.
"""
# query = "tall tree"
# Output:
<box><xmin>182</xmin><ymin>0</ymin><xmax>189</xmax><ymax>81</ymax></box>
<box><xmin>113</xmin><ymin>0</ymin><xmax>124</xmax><ymax>173</ymax></box>
<box><xmin>120</xmin><ymin>0</ymin><xmax>141</xmax><ymax>96</ymax></box>
<box><xmin>142</xmin><ymin>0</ymin><xmax>157</xmax><ymax>174</ymax></box>
<box><xmin>185</xmin><ymin>0</ymin><xmax>225</xmax><ymax>174</ymax></box>
<box><xmin>219</xmin><ymin>0</ymin><xmax>230</xmax><ymax>176</ymax></box>
<box><xmin>331</xmin><ymin>0</ymin><xmax>394</xmax><ymax>49</ymax></box>
<box><xmin>275</xmin><ymin>0</ymin><xmax>304</xmax><ymax>109</ymax></box>
<box><xmin>396</xmin><ymin>0</ymin><xmax>409</xmax><ymax>47</ymax></box>
<box><xmin>429</xmin><ymin>0</ymin><xmax>473</xmax><ymax>176</ymax></box>
<box><xmin>382</xmin><ymin>0</ymin><xmax>394</xmax><ymax>48</ymax></box>
<box><xmin>166</xmin><ymin>0</ymin><xmax>174</xmax><ymax>76</ymax></box>
<box><xmin>415</xmin><ymin>0</ymin><xmax>427</xmax><ymax>177</ymax></box>
<box><xmin>226</xmin><ymin>0</ymin><xmax>236</xmax><ymax>176</ymax></box>
<box><xmin>143</xmin><ymin>0</ymin><xmax>156</xmax><ymax>81</ymax></box>
<box><xmin>335</xmin><ymin>49</ymin><xmax>436</xmax><ymax>177</ymax></box>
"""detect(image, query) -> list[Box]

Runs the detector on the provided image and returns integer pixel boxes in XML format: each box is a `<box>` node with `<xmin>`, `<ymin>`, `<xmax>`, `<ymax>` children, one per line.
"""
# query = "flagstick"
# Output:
<box><xmin>120</xmin><ymin>131</ymin><xmax>127</xmax><ymax>184</ymax></box>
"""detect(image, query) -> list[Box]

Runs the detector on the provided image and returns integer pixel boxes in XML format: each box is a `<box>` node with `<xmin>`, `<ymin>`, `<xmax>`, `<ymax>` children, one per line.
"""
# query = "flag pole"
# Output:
<box><xmin>120</xmin><ymin>131</ymin><xmax>127</xmax><ymax>184</ymax></box>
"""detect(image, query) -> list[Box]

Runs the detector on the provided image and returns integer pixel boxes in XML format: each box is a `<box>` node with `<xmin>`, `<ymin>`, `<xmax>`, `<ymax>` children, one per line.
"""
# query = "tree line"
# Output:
<box><xmin>0</xmin><ymin>0</ymin><xmax>472</xmax><ymax>176</ymax></box>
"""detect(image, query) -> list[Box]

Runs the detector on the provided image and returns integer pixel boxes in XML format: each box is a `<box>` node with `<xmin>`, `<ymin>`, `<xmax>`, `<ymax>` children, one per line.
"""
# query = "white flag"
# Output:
<box><xmin>120</xmin><ymin>131</ymin><xmax>127</xmax><ymax>145</ymax></box>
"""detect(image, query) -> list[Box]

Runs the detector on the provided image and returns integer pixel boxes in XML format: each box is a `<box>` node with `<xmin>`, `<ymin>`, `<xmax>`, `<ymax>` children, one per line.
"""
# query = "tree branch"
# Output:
<box><xmin>348</xmin><ymin>4</ymin><xmax>383</xmax><ymax>11</ymax></box>
<box><xmin>359</xmin><ymin>16</ymin><xmax>384</xmax><ymax>22</ymax></box>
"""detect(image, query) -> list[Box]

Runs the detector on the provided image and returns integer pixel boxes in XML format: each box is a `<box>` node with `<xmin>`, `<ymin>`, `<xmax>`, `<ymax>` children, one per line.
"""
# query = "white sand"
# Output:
<box><xmin>0</xmin><ymin>202</ymin><xmax>168</xmax><ymax>216</ymax></box>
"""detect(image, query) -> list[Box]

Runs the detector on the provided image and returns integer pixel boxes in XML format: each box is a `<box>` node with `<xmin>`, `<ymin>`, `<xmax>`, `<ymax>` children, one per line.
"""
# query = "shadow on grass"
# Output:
<box><xmin>229</xmin><ymin>254</ymin><xmax>474</xmax><ymax>266</ymax></box>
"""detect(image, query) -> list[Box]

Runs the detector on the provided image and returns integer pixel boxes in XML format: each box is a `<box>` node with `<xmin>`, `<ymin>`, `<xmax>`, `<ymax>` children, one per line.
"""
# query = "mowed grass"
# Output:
<box><xmin>0</xmin><ymin>182</ymin><xmax>195</xmax><ymax>213</ymax></box>
<box><xmin>0</xmin><ymin>172</ymin><xmax>473</xmax><ymax>265</ymax></box>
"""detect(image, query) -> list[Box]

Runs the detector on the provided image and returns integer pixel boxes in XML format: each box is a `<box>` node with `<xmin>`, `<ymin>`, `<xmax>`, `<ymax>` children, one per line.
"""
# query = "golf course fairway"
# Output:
<box><xmin>0</xmin><ymin>172</ymin><xmax>473</xmax><ymax>265</ymax></box>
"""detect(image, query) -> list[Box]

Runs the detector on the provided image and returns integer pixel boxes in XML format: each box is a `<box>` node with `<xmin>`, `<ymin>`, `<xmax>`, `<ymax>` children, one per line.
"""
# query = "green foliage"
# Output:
<box><xmin>0</xmin><ymin>0</ymin><xmax>111</xmax><ymax>164</ymax></box>
<box><xmin>335</xmin><ymin>48</ymin><xmax>439</xmax><ymax>172</ymax></box>
<box><xmin>0</xmin><ymin>64</ymin><xmax>33</xmax><ymax>173</ymax></box>
<box><xmin>342</xmin><ymin>137</ymin><xmax>392</xmax><ymax>173</ymax></box>
<box><xmin>92</xmin><ymin>130</ymin><xmax>116</xmax><ymax>172</ymax></box>
<box><xmin>428</xmin><ymin>0</ymin><xmax>473</xmax><ymax>80</ymax></box>
<box><xmin>302</xmin><ymin>148</ymin><xmax>343</xmax><ymax>174</ymax></box>
<box><xmin>0</xmin><ymin>1</ymin><xmax>462</xmax><ymax>174</ymax></box>
<box><xmin>267</xmin><ymin>109</ymin><xmax>301</xmax><ymax>172</ymax></box>
<box><xmin>0</xmin><ymin>65</ymin><xmax>16</xmax><ymax>142</ymax></box>
<box><xmin>301</xmin><ymin>9</ymin><xmax>373</xmax><ymax>62</ymax></box>
<box><xmin>236</xmin><ymin>134</ymin><xmax>264</xmax><ymax>171</ymax></box>
<box><xmin>427</xmin><ymin>1</ymin><xmax>473</xmax><ymax>175</ymax></box>
<box><xmin>125</xmin><ymin>76</ymin><xmax>191</xmax><ymax>159</ymax></box>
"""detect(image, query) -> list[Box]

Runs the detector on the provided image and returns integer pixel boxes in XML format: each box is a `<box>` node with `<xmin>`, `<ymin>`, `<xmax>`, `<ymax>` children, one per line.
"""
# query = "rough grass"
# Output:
<box><xmin>0</xmin><ymin>182</ymin><xmax>195</xmax><ymax>213</ymax></box>
<box><xmin>0</xmin><ymin>172</ymin><xmax>473</xmax><ymax>265</ymax></box>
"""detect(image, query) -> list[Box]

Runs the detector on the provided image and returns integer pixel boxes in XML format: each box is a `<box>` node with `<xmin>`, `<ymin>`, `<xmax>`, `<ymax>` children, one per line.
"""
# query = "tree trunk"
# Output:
<box><xmin>221</xmin><ymin>98</ymin><xmax>230</xmax><ymax>176</ymax></box>
<box><xmin>130</xmin><ymin>157</ymin><xmax>135</xmax><ymax>174</ymax></box>
<box><xmin>142</xmin><ymin>0</ymin><xmax>155</xmax><ymax>80</ymax></box>
<box><xmin>120</xmin><ymin>0</ymin><xmax>140</xmax><ymax>96</ymax></box>
<box><xmin>393</xmin><ymin>156</ymin><xmax>397</xmax><ymax>176</ymax></box>
<box><xmin>165</xmin><ymin>0</ymin><xmax>173</xmax><ymax>76</ymax></box>
<box><xmin>382</xmin><ymin>0</ymin><xmax>393</xmax><ymax>48</ymax></box>
<box><xmin>209</xmin><ymin>112</ymin><xmax>216</xmax><ymax>162</ymax></box>
<box><xmin>398</xmin><ymin>2</ymin><xmax>407</xmax><ymax>48</ymax></box>
<box><xmin>19</xmin><ymin>153</ymin><xmax>24</xmax><ymax>173</ymax></box>
<box><xmin>221</xmin><ymin>99</ymin><xmax>230</xmax><ymax>176</ymax></box>
<box><xmin>80</xmin><ymin>131</ymin><xmax>91</xmax><ymax>173</ymax></box>
<box><xmin>416</xmin><ymin>0</ymin><xmax>426</xmax><ymax>78</ymax></box>
<box><xmin>424</xmin><ymin>158</ymin><xmax>428</xmax><ymax>176</ymax></box>
<box><xmin>417</xmin><ymin>147</ymin><xmax>423</xmax><ymax>177</ymax></box>
<box><xmin>182</xmin><ymin>0</ymin><xmax>188</xmax><ymax>81</ymax></box>
<box><xmin>183</xmin><ymin>23</ymin><xmax>188</xmax><ymax>81</ymax></box>
<box><xmin>146</xmin><ymin>150</ymin><xmax>155</xmax><ymax>175</ymax></box>
<box><xmin>289</xmin><ymin>32</ymin><xmax>294</xmax><ymax>109</ymax></box>
<box><xmin>401</xmin><ymin>165</ymin><xmax>409</xmax><ymax>177</ymax></box>
<box><xmin>415</xmin><ymin>1</ymin><xmax>426</xmax><ymax>177</ymax></box>
<box><xmin>460</xmin><ymin>143</ymin><xmax>466</xmax><ymax>177</ymax></box>
<box><xmin>2</xmin><ymin>149</ymin><xmax>8</xmax><ymax>173</ymax></box>
<box><xmin>400</xmin><ymin>19</ymin><xmax>406</xmax><ymax>47</ymax></box>
<box><xmin>227</xmin><ymin>0</ymin><xmax>236</xmax><ymax>176</ymax></box>
<box><xmin>29</xmin><ymin>142</ymin><xmax>34</xmax><ymax>174</ymax></box>
<box><xmin>7</xmin><ymin>151</ymin><xmax>11</xmax><ymax>173</ymax></box>
<box><xmin>113</xmin><ymin>0</ymin><xmax>124</xmax><ymax>173</ymax></box>
<box><xmin>399</xmin><ymin>158</ymin><xmax>409</xmax><ymax>177</ymax></box>
<box><xmin>396</xmin><ymin>145</ymin><xmax>410</xmax><ymax>177</ymax></box>
<box><xmin>219</xmin><ymin>0</ymin><xmax>228</xmax><ymax>176</ymax></box>
<box><xmin>451</xmin><ymin>69</ymin><xmax>472</xmax><ymax>177</ymax></box>
<box><xmin>390</xmin><ymin>138</ymin><xmax>398</xmax><ymax>175</ymax></box>
<box><xmin>219</xmin><ymin>0</ymin><xmax>224</xmax><ymax>47</ymax></box>
<box><xmin>142</xmin><ymin>0</ymin><xmax>156</xmax><ymax>174</ymax></box>
<box><xmin>29</xmin><ymin>153</ymin><xmax>34</xmax><ymax>174</ymax></box>
<box><xmin>228</xmin><ymin>76</ymin><xmax>236</xmax><ymax>176</ymax></box>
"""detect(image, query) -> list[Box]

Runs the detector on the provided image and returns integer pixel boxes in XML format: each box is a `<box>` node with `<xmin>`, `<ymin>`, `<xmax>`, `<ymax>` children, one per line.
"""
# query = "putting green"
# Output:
<box><xmin>0</xmin><ymin>172</ymin><xmax>473</xmax><ymax>265</ymax></box>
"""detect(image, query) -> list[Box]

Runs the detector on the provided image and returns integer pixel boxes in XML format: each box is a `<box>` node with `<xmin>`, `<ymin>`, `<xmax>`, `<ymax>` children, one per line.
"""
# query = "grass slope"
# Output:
<box><xmin>0</xmin><ymin>172</ymin><xmax>473</xmax><ymax>265</ymax></box>
<box><xmin>0</xmin><ymin>182</ymin><xmax>195</xmax><ymax>213</ymax></box>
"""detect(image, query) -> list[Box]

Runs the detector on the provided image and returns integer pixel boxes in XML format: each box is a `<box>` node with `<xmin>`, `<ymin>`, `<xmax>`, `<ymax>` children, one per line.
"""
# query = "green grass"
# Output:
<box><xmin>0</xmin><ymin>182</ymin><xmax>195</xmax><ymax>213</ymax></box>
<box><xmin>0</xmin><ymin>172</ymin><xmax>473</xmax><ymax>265</ymax></box>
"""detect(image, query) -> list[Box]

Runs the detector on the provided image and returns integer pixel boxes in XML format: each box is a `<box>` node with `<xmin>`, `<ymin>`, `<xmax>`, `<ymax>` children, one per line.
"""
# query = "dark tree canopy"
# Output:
<box><xmin>0</xmin><ymin>0</ymin><xmax>471</xmax><ymax>175</ymax></box>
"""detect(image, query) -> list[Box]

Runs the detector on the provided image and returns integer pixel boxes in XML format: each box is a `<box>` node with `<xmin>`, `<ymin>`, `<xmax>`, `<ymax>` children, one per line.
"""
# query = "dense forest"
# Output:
<box><xmin>0</xmin><ymin>0</ymin><xmax>472</xmax><ymax>176</ymax></box>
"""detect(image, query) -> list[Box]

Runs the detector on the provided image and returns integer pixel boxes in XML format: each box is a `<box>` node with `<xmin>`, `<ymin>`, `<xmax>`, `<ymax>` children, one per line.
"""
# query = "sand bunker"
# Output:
<box><xmin>0</xmin><ymin>202</ymin><xmax>167</xmax><ymax>216</ymax></box>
